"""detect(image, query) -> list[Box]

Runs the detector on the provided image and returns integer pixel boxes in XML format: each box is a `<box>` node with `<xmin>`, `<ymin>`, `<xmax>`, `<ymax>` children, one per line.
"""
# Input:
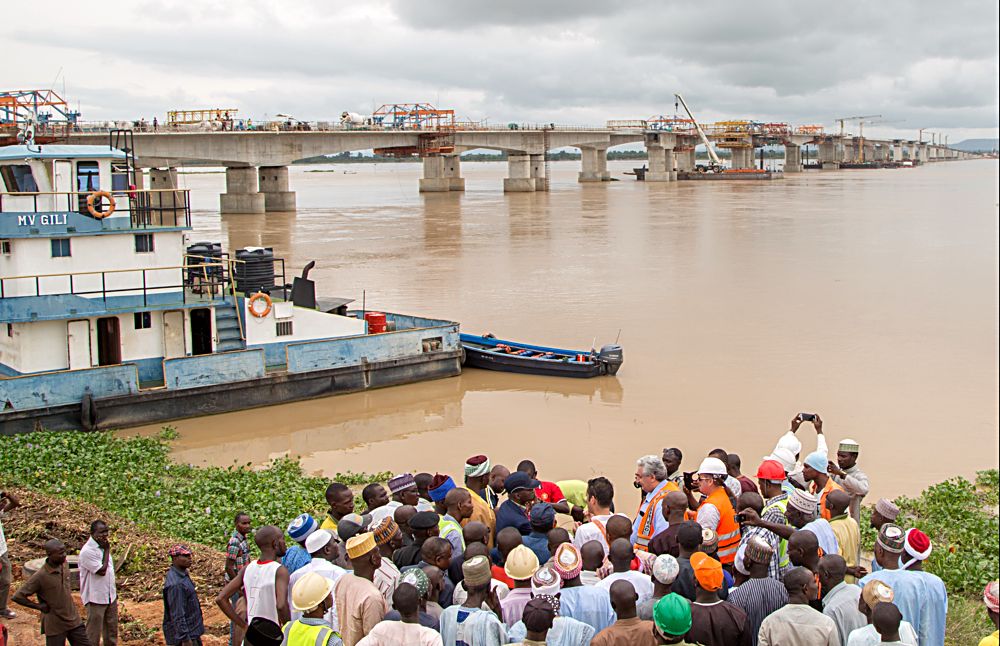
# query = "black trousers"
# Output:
<box><xmin>45</xmin><ymin>624</ymin><xmax>92</xmax><ymax>646</ymax></box>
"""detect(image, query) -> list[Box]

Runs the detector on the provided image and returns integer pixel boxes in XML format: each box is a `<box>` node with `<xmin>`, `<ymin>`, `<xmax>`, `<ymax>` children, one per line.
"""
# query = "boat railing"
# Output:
<box><xmin>0</xmin><ymin>188</ymin><xmax>192</xmax><ymax>229</ymax></box>
<box><xmin>0</xmin><ymin>260</ymin><xmax>234</xmax><ymax>309</ymax></box>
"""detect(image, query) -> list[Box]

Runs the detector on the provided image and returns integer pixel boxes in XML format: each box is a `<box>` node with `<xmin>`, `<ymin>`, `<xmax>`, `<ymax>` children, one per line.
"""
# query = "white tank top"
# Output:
<box><xmin>243</xmin><ymin>560</ymin><xmax>281</xmax><ymax>624</ymax></box>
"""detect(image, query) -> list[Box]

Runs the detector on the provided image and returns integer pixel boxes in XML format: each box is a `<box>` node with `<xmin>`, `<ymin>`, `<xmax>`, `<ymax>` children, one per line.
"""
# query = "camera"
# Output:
<box><xmin>683</xmin><ymin>471</ymin><xmax>697</xmax><ymax>490</ymax></box>
<box><xmin>798</xmin><ymin>413</ymin><xmax>816</xmax><ymax>422</ymax></box>
<box><xmin>734</xmin><ymin>513</ymin><xmax>747</xmax><ymax>523</ymax></box>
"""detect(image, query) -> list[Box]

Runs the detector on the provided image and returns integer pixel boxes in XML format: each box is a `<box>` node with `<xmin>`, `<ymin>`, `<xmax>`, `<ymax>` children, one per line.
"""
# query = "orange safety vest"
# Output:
<box><xmin>634</xmin><ymin>481</ymin><xmax>679</xmax><ymax>552</ymax></box>
<box><xmin>698</xmin><ymin>487</ymin><xmax>741</xmax><ymax>564</ymax></box>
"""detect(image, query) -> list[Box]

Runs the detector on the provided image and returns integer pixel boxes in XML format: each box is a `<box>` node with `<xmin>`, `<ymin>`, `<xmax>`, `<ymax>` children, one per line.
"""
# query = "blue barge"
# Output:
<box><xmin>0</xmin><ymin>134</ymin><xmax>461</xmax><ymax>434</ymax></box>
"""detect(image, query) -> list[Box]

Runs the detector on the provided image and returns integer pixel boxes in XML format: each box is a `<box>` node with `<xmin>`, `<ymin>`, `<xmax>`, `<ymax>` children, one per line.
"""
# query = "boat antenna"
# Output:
<box><xmin>592</xmin><ymin>336</ymin><xmax>597</xmax><ymax>353</ymax></box>
<box><xmin>362</xmin><ymin>289</ymin><xmax>366</xmax><ymax>321</ymax></box>
<box><xmin>615</xmin><ymin>328</ymin><xmax>622</xmax><ymax>344</ymax></box>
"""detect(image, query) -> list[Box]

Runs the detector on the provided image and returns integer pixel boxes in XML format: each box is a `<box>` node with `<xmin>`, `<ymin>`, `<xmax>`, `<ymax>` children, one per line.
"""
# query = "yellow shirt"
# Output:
<box><xmin>557</xmin><ymin>480</ymin><xmax>589</xmax><ymax>508</ymax></box>
<box><xmin>829</xmin><ymin>514</ymin><xmax>860</xmax><ymax>583</ymax></box>
<box><xmin>320</xmin><ymin>514</ymin><xmax>338</xmax><ymax>532</ymax></box>
<box><xmin>461</xmin><ymin>486</ymin><xmax>496</xmax><ymax>549</ymax></box>
<box><xmin>979</xmin><ymin>631</ymin><xmax>999</xmax><ymax>646</ymax></box>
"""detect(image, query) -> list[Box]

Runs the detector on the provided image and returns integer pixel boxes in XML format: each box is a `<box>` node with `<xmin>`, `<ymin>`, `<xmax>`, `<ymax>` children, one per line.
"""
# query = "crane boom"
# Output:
<box><xmin>674</xmin><ymin>94</ymin><xmax>721</xmax><ymax>166</ymax></box>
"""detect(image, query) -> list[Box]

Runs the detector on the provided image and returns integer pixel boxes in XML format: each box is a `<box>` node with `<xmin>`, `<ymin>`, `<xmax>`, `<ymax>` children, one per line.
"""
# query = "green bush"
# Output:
<box><xmin>860</xmin><ymin>469</ymin><xmax>999</xmax><ymax>595</ymax></box>
<box><xmin>0</xmin><ymin>429</ymin><xmax>389</xmax><ymax>549</ymax></box>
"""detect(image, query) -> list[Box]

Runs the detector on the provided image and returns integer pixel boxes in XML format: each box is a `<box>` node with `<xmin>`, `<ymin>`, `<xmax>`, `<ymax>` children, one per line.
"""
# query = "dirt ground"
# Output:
<box><xmin>2</xmin><ymin>488</ymin><xmax>231</xmax><ymax>645</ymax></box>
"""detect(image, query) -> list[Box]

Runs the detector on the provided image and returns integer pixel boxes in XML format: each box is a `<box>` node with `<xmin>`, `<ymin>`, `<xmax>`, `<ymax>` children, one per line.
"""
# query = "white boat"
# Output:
<box><xmin>0</xmin><ymin>131</ymin><xmax>460</xmax><ymax>433</ymax></box>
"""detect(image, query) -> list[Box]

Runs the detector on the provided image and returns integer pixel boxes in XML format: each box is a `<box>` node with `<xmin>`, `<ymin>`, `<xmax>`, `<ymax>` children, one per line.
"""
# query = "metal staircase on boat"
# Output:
<box><xmin>215</xmin><ymin>302</ymin><xmax>245</xmax><ymax>352</ymax></box>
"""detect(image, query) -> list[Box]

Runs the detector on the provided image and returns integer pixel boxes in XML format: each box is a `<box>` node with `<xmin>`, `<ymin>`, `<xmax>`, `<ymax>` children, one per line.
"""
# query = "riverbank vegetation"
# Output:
<box><xmin>0</xmin><ymin>428</ymin><xmax>387</xmax><ymax>548</ymax></box>
<box><xmin>0</xmin><ymin>430</ymin><xmax>995</xmax><ymax>642</ymax></box>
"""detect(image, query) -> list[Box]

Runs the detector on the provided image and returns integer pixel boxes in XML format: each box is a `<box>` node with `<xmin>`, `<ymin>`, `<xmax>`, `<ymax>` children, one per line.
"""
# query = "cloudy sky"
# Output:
<box><xmin>5</xmin><ymin>0</ymin><xmax>998</xmax><ymax>142</ymax></box>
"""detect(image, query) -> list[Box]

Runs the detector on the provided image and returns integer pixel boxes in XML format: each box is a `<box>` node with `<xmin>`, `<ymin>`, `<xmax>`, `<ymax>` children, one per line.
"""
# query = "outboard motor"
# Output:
<box><xmin>597</xmin><ymin>344</ymin><xmax>624</xmax><ymax>376</ymax></box>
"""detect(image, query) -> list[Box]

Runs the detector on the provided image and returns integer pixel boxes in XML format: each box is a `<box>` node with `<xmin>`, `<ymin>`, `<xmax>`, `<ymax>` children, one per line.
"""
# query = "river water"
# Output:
<box><xmin>137</xmin><ymin>159</ymin><xmax>999</xmax><ymax>502</ymax></box>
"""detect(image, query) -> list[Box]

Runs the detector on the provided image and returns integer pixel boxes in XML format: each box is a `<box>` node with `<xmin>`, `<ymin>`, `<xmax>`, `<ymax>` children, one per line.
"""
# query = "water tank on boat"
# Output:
<box><xmin>185</xmin><ymin>242</ymin><xmax>222</xmax><ymax>286</ymax></box>
<box><xmin>234</xmin><ymin>247</ymin><xmax>276</xmax><ymax>295</ymax></box>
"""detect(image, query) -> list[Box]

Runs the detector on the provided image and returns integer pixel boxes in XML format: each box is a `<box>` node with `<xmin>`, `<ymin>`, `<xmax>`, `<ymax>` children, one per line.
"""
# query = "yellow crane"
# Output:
<box><xmin>835</xmin><ymin>114</ymin><xmax>882</xmax><ymax>138</ymax></box>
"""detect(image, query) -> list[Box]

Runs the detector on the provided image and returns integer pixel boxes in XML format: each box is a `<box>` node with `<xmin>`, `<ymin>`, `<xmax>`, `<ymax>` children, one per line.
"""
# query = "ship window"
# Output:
<box><xmin>6</xmin><ymin>323</ymin><xmax>11</xmax><ymax>337</ymax></box>
<box><xmin>133</xmin><ymin>312</ymin><xmax>152</xmax><ymax>329</ymax></box>
<box><xmin>135</xmin><ymin>233</ymin><xmax>154</xmax><ymax>253</ymax></box>
<box><xmin>1</xmin><ymin>239</ymin><xmax>10</xmax><ymax>255</ymax></box>
<box><xmin>276</xmin><ymin>320</ymin><xmax>293</xmax><ymax>337</ymax></box>
<box><xmin>51</xmin><ymin>238</ymin><xmax>71</xmax><ymax>258</ymax></box>
<box><xmin>0</xmin><ymin>165</ymin><xmax>38</xmax><ymax>192</ymax></box>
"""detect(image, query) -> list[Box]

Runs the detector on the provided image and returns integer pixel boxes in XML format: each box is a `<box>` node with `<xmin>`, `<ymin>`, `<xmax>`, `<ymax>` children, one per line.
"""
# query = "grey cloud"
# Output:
<box><xmin>1</xmin><ymin>0</ymin><xmax>996</xmax><ymax>138</ymax></box>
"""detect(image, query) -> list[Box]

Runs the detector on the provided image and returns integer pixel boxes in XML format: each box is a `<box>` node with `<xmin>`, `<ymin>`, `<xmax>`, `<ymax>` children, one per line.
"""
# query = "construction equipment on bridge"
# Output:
<box><xmin>795</xmin><ymin>124</ymin><xmax>825</xmax><ymax>135</ymax></box>
<box><xmin>0</xmin><ymin>89</ymin><xmax>80</xmax><ymax>145</ymax></box>
<box><xmin>646</xmin><ymin>116</ymin><xmax>696</xmax><ymax>133</ymax></box>
<box><xmin>371</xmin><ymin>103</ymin><xmax>455</xmax><ymax>130</ymax></box>
<box><xmin>835</xmin><ymin>114</ymin><xmax>881</xmax><ymax>138</ymax></box>
<box><xmin>673</xmin><ymin>94</ymin><xmax>723</xmax><ymax>169</ymax></box>
<box><xmin>167</xmin><ymin>109</ymin><xmax>238</xmax><ymax>125</ymax></box>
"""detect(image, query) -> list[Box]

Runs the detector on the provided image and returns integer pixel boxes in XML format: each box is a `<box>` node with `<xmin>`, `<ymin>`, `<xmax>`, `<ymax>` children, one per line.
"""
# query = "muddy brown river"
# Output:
<box><xmin>134</xmin><ymin>159</ymin><xmax>999</xmax><ymax>502</ymax></box>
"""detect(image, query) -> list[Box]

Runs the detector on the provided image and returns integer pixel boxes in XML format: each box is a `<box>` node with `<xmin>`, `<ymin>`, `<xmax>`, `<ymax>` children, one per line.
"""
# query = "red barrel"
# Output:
<box><xmin>364</xmin><ymin>311</ymin><xmax>388</xmax><ymax>334</ymax></box>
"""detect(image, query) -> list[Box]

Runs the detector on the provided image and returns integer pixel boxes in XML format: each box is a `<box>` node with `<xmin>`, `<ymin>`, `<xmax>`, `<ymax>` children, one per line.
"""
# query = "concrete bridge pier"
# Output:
<box><xmin>504</xmin><ymin>154</ymin><xmax>536</xmax><ymax>192</ymax></box>
<box><xmin>221</xmin><ymin>166</ymin><xmax>265</xmax><ymax>214</ymax></box>
<box><xmin>730</xmin><ymin>147</ymin><xmax>753</xmax><ymax>170</ymax></box>
<box><xmin>420</xmin><ymin>156</ymin><xmax>450</xmax><ymax>192</ymax></box>
<box><xmin>784</xmin><ymin>144</ymin><xmax>802</xmax><ymax>172</ymax></box>
<box><xmin>892</xmin><ymin>144</ymin><xmax>903</xmax><ymax>162</ymax></box>
<box><xmin>258</xmin><ymin>166</ymin><xmax>296</xmax><ymax>211</ymax></box>
<box><xmin>676</xmin><ymin>149</ymin><xmax>695</xmax><ymax>172</ymax></box>
<box><xmin>578</xmin><ymin>147</ymin><xmax>610</xmax><ymax>182</ymax></box>
<box><xmin>818</xmin><ymin>142</ymin><xmax>840</xmax><ymax>169</ymax></box>
<box><xmin>530</xmin><ymin>154</ymin><xmax>549</xmax><ymax>191</ymax></box>
<box><xmin>645</xmin><ymin>144</ymin><xmax>674</xmax><ymax>181</ymax></box>
<box><xmin>444</xmin><ymin>155</ymin><xmax>465</xmax><ymax>191</ymax></box>
<box><xmin>148</xmin><ymin>167</ymin><xmax>179</xmax><ymax>209</ymax></box>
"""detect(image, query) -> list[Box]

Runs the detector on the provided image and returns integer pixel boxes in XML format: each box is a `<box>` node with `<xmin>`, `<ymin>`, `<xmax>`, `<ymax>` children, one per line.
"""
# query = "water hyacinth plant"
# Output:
<box><xmin>0</xmin><ymin>428</ymin><xmax>389</xmax><ymax>548</ymax></box>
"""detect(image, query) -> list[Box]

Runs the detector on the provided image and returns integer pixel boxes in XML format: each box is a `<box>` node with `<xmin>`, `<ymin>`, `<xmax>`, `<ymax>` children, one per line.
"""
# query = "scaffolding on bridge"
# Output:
<box><xmin>371</xmin><ymin>103</ymin><xmax>455</xmax><ymax>131</ymax></box>
<box><xmin>0</xmin><ymin>89</ymin><xmax>81</xmax><ymax>145</ymax></box>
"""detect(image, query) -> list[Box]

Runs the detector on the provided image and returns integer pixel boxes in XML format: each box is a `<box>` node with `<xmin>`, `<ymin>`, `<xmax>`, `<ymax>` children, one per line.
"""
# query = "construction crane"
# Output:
<box><xmin>835</xmin><ymin>114</ymin><xmax>881</xmax><ymax>138</ymax></box>
<box><xmin>674</xmin><ymin>94</ymin><xmax>722</xmax><ymax>168</ymax></box>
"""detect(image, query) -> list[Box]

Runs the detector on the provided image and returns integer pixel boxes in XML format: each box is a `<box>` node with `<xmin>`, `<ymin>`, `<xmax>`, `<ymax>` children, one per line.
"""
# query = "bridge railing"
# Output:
<box><xmin>70</xmin><ymin>120</ymin><xmax>623</xmax><ymax>134</ymax></box>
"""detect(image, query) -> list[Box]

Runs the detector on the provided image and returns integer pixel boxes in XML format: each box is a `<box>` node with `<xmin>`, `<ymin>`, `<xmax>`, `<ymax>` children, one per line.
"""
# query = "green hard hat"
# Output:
<box><xmin>653</xmin><ymin>593</ymin><xmax>693</xmax><ymax>637</ymax></box>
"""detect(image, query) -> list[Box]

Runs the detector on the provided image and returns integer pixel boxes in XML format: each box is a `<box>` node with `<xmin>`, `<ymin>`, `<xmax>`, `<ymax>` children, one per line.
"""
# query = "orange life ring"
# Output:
<box><xmin>86</xmin><ymin>191</ymin><xmax>116</xmax><ymax>219</ymax></box>
<box><xmin>248</xmin><ymin>292</ymin><xmax>272</xmax><ymax>318</ymax></box>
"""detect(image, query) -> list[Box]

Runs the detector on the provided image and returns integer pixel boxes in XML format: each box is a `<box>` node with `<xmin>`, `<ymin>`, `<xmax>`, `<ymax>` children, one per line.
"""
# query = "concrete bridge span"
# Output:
<box><xmin>64</xmin><ymin>129</ymin><xmax>975</xmax><ymax>214</ymax></box>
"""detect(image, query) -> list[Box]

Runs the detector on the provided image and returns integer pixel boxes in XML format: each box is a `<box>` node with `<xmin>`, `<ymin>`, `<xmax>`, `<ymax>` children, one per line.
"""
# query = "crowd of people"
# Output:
<box><xmin>3</xmin><ymin>414</ymin><xmax>997</xmax><ymax>646</ymax></box>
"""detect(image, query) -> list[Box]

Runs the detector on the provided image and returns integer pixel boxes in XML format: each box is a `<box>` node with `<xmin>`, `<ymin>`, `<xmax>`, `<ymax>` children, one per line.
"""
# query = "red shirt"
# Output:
<box><xmin>534</xmin><ymin>481</ymin><xmax>566</xmax><ymax>504</ymax></box>
<box><xmin>492</xmin><ymin>564</ymin><xmax>515</xmax><ymax>589</ymax></box>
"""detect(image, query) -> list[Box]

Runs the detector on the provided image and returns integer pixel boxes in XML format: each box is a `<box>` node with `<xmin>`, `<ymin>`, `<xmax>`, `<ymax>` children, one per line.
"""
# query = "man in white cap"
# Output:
<box><xmin>773</xmin><ymin>414</ymin><xmax>828</xmax><ymax>490</ymax></box>
<box><xmin>684</xmin><ymin>457</ymin><xmax>741</xmax><ymax>567</ymax></box>
<box><xmin>287</xmin><ymin>530</ymin><xmax>345</xmax><ymax>628</ymax></box>
<box><xmin>827</xmin><ymin>438</ymin><xmax>869</xmax><ymax>523</ymax></box>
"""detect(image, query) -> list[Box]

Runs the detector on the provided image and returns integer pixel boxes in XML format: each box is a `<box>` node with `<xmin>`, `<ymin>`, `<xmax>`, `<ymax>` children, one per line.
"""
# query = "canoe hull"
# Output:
<box><xmin>459</xmin><ymin>333</ymin><xmax>620</xmax><ymax>379</ymax></box>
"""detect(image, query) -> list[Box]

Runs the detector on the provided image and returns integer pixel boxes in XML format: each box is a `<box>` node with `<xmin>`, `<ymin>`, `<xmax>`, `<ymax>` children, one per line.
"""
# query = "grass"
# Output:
<box><xmin>0</xmin><ymin>428</ymin><xmax>388</xmax><ymax>550</ymax></box>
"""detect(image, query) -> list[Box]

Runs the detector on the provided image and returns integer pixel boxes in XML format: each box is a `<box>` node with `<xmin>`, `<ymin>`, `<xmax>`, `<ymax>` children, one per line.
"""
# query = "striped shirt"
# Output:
<box><xmin>727</xmin><ymin>577</ymin><xmax>788</xmax><ymax>646</ymax></box>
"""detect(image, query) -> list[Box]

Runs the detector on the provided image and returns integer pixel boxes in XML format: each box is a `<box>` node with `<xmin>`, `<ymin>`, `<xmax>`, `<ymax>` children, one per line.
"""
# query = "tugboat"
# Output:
<box><xmin>0</xmin><ymin>130</ymin><xmax>461</xmax><ymax>434</ymax></box>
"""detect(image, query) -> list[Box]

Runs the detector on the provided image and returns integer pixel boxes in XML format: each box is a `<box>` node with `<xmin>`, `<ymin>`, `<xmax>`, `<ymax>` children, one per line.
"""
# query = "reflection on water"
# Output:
<box><xmin>144</xmin><ymin>160</ymin><xmax>999</xmax><ymax>500</ymax></box>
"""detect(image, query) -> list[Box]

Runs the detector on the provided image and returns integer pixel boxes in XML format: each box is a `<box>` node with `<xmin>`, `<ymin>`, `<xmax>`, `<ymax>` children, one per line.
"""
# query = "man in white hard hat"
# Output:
<box><xmin>287</xmin><ymin>530</ymin><xmax>345</xmax><ymax>629</ymax></box>
<box><xmin>283</xmin><ymin>572</ymin><xmax>338</xmax><ymax>646</ymax></box>
<box><xmin>684</xmin><ymin>457</ymin><xmax>741</xmax><ymax>569</ymax></box>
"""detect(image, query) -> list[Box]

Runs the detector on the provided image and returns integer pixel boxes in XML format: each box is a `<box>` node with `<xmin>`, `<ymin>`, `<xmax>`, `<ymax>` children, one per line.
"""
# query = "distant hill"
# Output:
<box><xmin>952</xmin><ymin>138</ymin><xmax>998</xmax><ymax>152</ymax></box>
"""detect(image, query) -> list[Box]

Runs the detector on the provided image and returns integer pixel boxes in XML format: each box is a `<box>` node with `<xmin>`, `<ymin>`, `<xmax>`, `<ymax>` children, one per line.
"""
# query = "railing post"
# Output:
<box><xmin>102</xmin><ymin>272</ymin><xmax>107</xmax><ymax>307</ymax></box>
<box><xmin>142</xmin><ymin>269</ymin><xmax>148</xmax><ymax>307</ymax></box>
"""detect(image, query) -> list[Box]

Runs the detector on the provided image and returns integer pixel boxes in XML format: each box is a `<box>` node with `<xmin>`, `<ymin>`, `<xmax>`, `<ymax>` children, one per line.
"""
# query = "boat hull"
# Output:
<box><xmin>460</xmin><ymin>333</ymin><xmax>614</xmax><ymax>379</ymax></box>
<box><xmin>0</xmin><ymin>349</ymin><xmax>461</xmax><ymax>435</ymax></box>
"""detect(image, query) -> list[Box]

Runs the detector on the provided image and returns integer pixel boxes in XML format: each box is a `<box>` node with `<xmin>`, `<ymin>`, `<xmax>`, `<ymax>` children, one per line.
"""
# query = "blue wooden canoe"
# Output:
<box><xmin>460</xmin><ymin>333</ymin><xmax>623</xmax><ymax>378</ymax></box>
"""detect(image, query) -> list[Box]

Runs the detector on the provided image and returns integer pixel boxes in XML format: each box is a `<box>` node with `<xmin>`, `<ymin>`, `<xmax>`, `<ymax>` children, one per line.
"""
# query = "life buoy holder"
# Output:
<box><xmin>248</xmin><ymin>292</ymin><xmax>272</xmax><ymax>318</ymax></box>
<box><xmin>86</xmin><ymin>191</ymin><xmax>116</xmax><ymax>219</ymax></box>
